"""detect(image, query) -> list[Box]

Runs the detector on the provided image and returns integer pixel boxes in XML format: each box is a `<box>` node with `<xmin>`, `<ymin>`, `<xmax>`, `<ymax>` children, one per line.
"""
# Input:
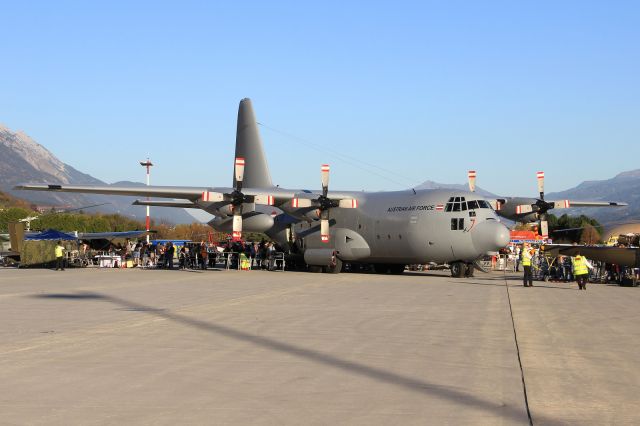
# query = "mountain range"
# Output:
<box><xmin>0</xmin><ymin>124</ymin><xmax>194</xmax><ymax>224</ymax></box>
<box><xmin>1</xmin><ymin>123</ymin><xmax>638</xmax><ymax>226</ymax></box>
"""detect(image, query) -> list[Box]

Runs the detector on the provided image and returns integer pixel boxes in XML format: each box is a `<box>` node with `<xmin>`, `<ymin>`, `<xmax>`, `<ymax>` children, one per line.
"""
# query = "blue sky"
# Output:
<box><xmin>2</xmin><ymin>1</ymin><xmax>639</xmax><ymax>195</ymax></box>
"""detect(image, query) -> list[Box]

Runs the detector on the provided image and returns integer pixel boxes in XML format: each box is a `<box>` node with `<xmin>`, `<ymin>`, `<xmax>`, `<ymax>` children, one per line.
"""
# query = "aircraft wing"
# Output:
<box><xmin>494</xmin><ymin>197</ymin><xmax>627</xmax><ymax>222</ymax></box>
<box><xmin>541</xmin><ymin>244</ymin><xmax>640</xmax><ymax>267</ymax></box>
<box><xmin>562</xmin><ymin>201</ymin><xmax>628</xmax><ymax>207</ymax></box>
<box><xmin>14</xmin><ymin>183</ymin><xmax>301</xmax><ymax>205</ymax></box>
<box><xmin>132</xmin><ymin>200</ymin><xmax>199</xmax><ymax>208</ymax></box>
<box><xmin>14</xmin><ymin>183</ymin><xmax>207</xmax><ymax>201</ymax></box>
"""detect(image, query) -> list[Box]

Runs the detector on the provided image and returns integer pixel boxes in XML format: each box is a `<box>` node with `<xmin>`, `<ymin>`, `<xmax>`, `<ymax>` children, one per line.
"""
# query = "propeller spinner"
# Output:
<box><xmin>291</xmin><ymin>164</ymin><xmax>358</xmax><ymax>243</ymax></box>
<box><xmin>199</xmin><ymin>157</ymin><xmax>275</xmax><ymax>241</ymax></box>
<box><xmin>515</xmin><ymin>171</ymin><xmax>571</xmax><ymax>238</ymax></box>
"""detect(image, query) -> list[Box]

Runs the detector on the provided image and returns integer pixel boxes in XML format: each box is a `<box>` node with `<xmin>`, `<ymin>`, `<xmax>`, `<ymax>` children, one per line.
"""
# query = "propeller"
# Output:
<box><xmin>467</xmin><ymin>170</ymin><xmax>476</xmax><ymax>192</ymax></box>
<box><xmin>231</xmin><ymin>157</ymin><xmax>246</xmax><ymax>241</ymax></box>
<box><xmin>467</xmin><ymin>170</ymin><xmax>503</xmax><ymax>211</ymax></box>
<box><xmin>290</xmin><ymin>164</ymin><xmax>358</xmax><ymax>243</ymax></box>
<box><xmin>515</xmin><ymin>171</ymin><xmax>572</xmax><ymax>238</ymax></box>
<box><xmin>199</xmin><ymin>157</ymin><xmax>275</xmax><ymax>241</ymax></box>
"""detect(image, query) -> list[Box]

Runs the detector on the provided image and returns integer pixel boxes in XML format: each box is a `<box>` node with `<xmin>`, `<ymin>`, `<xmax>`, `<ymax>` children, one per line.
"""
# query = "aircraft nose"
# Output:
<box><xmin>472</xmin><ymin>220</ymin><xmax>510</xmax><ymax>253</ymax></box>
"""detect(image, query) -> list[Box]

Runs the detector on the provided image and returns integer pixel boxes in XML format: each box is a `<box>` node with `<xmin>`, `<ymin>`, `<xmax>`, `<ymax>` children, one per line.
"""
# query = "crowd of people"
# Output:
<box><xmin>499</xmin><ymin>242</ymin><xmax>639</xmax><ymax>289</ymax></box>
<box><xmin>66</xmin><ymin>238</ymin><xmax>287</xmax><ymax>271</ymax></box>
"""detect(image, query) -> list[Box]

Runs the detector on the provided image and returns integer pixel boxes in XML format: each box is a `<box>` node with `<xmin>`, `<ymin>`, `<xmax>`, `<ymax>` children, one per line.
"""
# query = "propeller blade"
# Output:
<box><xmin>553</xmin><ymin>200</ymin><xmax>571</xmax><ymax>209</ymax></box>
<box><xmin>254</xmin><ymin>194</ymin><xmax>275</xmax><ymax>206</ymax></box>
<box><xmin>516</xmin><ymin>205</ymin><xmax>534</xmax><ymax>214</ymax></box>
<box><xmin>540</xmin><ymin>220</ymin><xmax>549</xmax><ymax>238</ymax></box>
<box><xmin>489</xmin><ymin>200</ymin><xmax>502</xmax><ymax>211</ymax></box>
<box><xmin>235</xmin><ymin>157</ymin><xmax>245</xmax><ymax>190</ymax></box>
<box><xmin>232</xmin><ymin>212</ymin><xmax>243</xmax><ymax>241</ymax></box>
<box><xmin>537</xmin><ymin>171</ymin><xmax>545</xmax><ymax>200</ymax></box>
<box><xmin>291</xmin><ymin>198</ymin><xmax>313</xmax><ymax>208</ymax></box>
<box><xmin>467</xmin><ymin>170</ymin><xmax>476</xmax><ymax>192</ymax></box>
<box><xmin>320</xmin><ymin>210</ymin><xmax>330</xmax><ymax>243</ymax></box>
<box><xmin>321</xmin><ymin>164</ymin><xmax>330</xmax><ymax>196</ymax></box>
<box><xmin>200</xmin><ymin>191</ymin><xmax>225</xmax><ymax>202</ymax></box>
<box><xmin>338</xmin><ymin>198</ymin><xmax>358</xmax><ymax>208</ymax></box>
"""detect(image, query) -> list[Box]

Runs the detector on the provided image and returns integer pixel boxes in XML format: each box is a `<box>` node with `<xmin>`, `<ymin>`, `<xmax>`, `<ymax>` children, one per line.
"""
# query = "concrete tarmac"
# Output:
<box><xmin>0</xmin><ymin>267</ymin><xmax>638</xmax><ymax>425</ymax></box>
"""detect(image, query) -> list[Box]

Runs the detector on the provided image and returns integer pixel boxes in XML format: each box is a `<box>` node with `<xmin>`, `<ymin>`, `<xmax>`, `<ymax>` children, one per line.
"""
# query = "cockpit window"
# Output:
<box><xmin>446</xmin><ymin>198</ymin><xmax>490</xmax><ymax>211</ymax></box>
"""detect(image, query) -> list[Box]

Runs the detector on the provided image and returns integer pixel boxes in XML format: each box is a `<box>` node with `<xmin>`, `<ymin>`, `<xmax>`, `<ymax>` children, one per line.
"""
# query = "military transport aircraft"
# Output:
<box><xmin>465</xmin><ymin>171</ymin><xmax>626</xmax><ymax>238</ymax></box>
<box><xmin>16</xmin><ymin>98</ymin><xmax>510</xmax><ymax>277</ymax></box>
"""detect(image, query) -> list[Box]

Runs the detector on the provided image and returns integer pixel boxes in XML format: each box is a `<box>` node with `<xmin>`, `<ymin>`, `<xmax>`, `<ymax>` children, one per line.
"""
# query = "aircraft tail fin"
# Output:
<box><xmin>233</xmin><ymin>98</ymin><xmax>273</xmax><ymax>188</ymax></box>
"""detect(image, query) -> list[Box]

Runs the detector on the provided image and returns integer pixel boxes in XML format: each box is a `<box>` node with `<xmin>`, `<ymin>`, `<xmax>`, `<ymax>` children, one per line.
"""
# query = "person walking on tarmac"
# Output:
<box><xmin>55</xmin><ymin>240</ymin><xmax>66</xmax><ymax>271</ymax></box>
<box><xmin>572</xmin><ymin>252</ymin><xmax>593</xmax><ymax>290</ymax></box>
<box><xmin>521</xmin><ymin>243</ymin><xmax>534</xmax><ymax>287</ymax></box>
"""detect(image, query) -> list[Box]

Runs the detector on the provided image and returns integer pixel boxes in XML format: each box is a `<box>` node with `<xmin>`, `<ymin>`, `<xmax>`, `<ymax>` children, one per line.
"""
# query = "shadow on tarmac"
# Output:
<box><xmin>33</xmin><ymin>291</ymin><xmax>545</xmax><ymax>424</ymax></box>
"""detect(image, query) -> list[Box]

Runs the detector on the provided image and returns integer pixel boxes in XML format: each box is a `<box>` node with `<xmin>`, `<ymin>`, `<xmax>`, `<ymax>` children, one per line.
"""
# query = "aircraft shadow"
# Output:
<box><xmin>32</xmin><ymin>291</ymin><xmax>546</xmax><ymax>424</ymax></box>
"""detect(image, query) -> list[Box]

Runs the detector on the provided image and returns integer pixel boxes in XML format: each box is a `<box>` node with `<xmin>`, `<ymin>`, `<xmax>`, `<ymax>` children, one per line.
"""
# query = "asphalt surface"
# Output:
<box><xmin>0</xmin><ymin>267</ymin><xmax>638</xmax><ymax>425</ymax></box>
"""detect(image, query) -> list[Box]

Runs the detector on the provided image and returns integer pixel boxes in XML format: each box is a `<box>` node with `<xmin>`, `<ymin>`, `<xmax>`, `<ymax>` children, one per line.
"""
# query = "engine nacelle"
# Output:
<box><xmin>209</xmin><ymin>212</ymin><xmax>274</xmax><ymax>233</ymax></box>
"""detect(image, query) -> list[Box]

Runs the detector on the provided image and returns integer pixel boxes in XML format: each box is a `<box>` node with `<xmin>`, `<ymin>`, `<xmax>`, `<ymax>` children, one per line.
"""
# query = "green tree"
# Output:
<box><xmin>0</xmin><ymin>207</ymin><xmax>37</xmax><ymax>232</ymax></box>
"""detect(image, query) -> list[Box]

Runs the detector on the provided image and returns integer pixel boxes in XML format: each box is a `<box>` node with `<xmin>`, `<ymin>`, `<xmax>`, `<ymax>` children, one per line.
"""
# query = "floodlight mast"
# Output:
<box><xmin>139</xmin><ymin>159</ymin><xmax>153</xmax><ymax>243</ymax></box>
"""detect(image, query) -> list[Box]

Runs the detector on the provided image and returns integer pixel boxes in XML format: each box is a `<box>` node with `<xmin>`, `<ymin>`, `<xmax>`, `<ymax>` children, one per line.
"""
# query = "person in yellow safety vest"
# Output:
<box><xmin>54</xmin><ymin>240</ymin><xmax>66</xmax><ymax>271</ymax></box>
<box><xmin>572</xmin><ymin>253</ymin><xmax>593</xmax><ymax>290</ymax></box>
<box><xmin>521</xmin><ymin>243</ymin><xmax>534</xmax><ymax>287</ymax></box>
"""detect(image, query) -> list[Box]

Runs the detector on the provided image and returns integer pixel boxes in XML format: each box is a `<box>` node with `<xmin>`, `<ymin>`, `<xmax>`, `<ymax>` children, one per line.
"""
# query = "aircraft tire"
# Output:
<box><xmin>465</xmin><ymin>263</ymin><xmax>475</xmax><ymax>277</ymax></box>
<box><xmin>373</xmin><ymin>263</ymin><xmax>389</xmax><ymax>274</ymax></box>
<box><xmin>450</xmin><ymin>262</ymin><xmax>465</xmax><ymax>278</ymax></box>
<box><xmin>389</xmin><ymin>264</ymin><xmax>405</xmax><ymax>275</ymax></box>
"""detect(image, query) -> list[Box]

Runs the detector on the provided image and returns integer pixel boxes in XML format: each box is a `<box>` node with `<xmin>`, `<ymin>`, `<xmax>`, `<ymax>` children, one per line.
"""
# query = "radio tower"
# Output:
<box><xmin>139</xmin><ymin>158</ymin><xmax>154</xmax><ymax>243</ymax></box>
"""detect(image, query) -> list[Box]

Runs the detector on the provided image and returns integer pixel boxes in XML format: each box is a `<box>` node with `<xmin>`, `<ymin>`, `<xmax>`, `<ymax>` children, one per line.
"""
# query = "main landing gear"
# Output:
<box><xmin>450</xmin><ymin>261</ymin><xmax>474</xmax><ymax>278</ymax></box>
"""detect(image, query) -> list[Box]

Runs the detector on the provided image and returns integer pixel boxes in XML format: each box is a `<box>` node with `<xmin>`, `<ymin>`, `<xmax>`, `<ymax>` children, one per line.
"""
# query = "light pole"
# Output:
<box><xmin>139</xmin><ymin>158</ymin><xmax>153</xmax><ymax>243</ymax></box>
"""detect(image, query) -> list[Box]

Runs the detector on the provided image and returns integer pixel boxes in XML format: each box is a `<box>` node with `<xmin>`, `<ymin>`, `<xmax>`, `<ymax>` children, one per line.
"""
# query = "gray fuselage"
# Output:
<box><xmin>276</xmin><ymin>188</ymin><xmax>510</xmax><ymax>265</ymax></box>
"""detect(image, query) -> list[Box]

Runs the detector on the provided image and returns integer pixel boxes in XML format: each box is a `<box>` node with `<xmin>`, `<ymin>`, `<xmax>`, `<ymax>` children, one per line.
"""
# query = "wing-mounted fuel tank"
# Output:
<box><xmin>209</xmin><ymin>211</ymin><xmax>274</xmax><ymax>233</ymax></box>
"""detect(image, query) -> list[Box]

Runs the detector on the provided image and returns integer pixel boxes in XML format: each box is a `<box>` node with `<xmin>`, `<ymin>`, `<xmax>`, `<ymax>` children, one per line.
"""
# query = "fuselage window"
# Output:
<box><xmin>478</xmin><ymin>200</ymin><xmax>490</xmax><ymax>209</ymax></box>
<box><xmin>461</xmin><ymin>202</ymin><xmax>467</xmax><ymax>211</ymax></box>
<box><xmin>467</xmin><ymin>200</ymin><xmax>479</xmax><ymax>210</ymax></box>
<box><xmin>452</xmin><ymin>203</ymin><xmax>461</xmax><ymax>212</ymax></box>
<box><xmin>445</xmin><ymin>203</ymin><xmax>453</xmax><ymax>212</ymax></box>
<box><xmin>451</xmin><ymin>218</ymin><xmax>465</xmax><ymax>230</ymax></box>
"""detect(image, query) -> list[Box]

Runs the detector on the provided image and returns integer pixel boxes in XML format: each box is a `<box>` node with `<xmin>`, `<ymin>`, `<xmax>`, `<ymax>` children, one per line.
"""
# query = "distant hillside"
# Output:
<box><xmin>416</xmin><ymin>171</ymin><xmax>636</xmax><ymax>227</ymax></box>
<box><xmin>0</xmin><ymin>124</ymin><xmax>196</xmax><ymax>224</ymax></box>
<box><xmin>0</xmin><ymin>190</ymin><xmax>32</xmax><ymax>210</ymax></box>
<box><xmin>547</xmin><ymin>170</ymin><xmax>639</xmax><ymax>226</ymax></box>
